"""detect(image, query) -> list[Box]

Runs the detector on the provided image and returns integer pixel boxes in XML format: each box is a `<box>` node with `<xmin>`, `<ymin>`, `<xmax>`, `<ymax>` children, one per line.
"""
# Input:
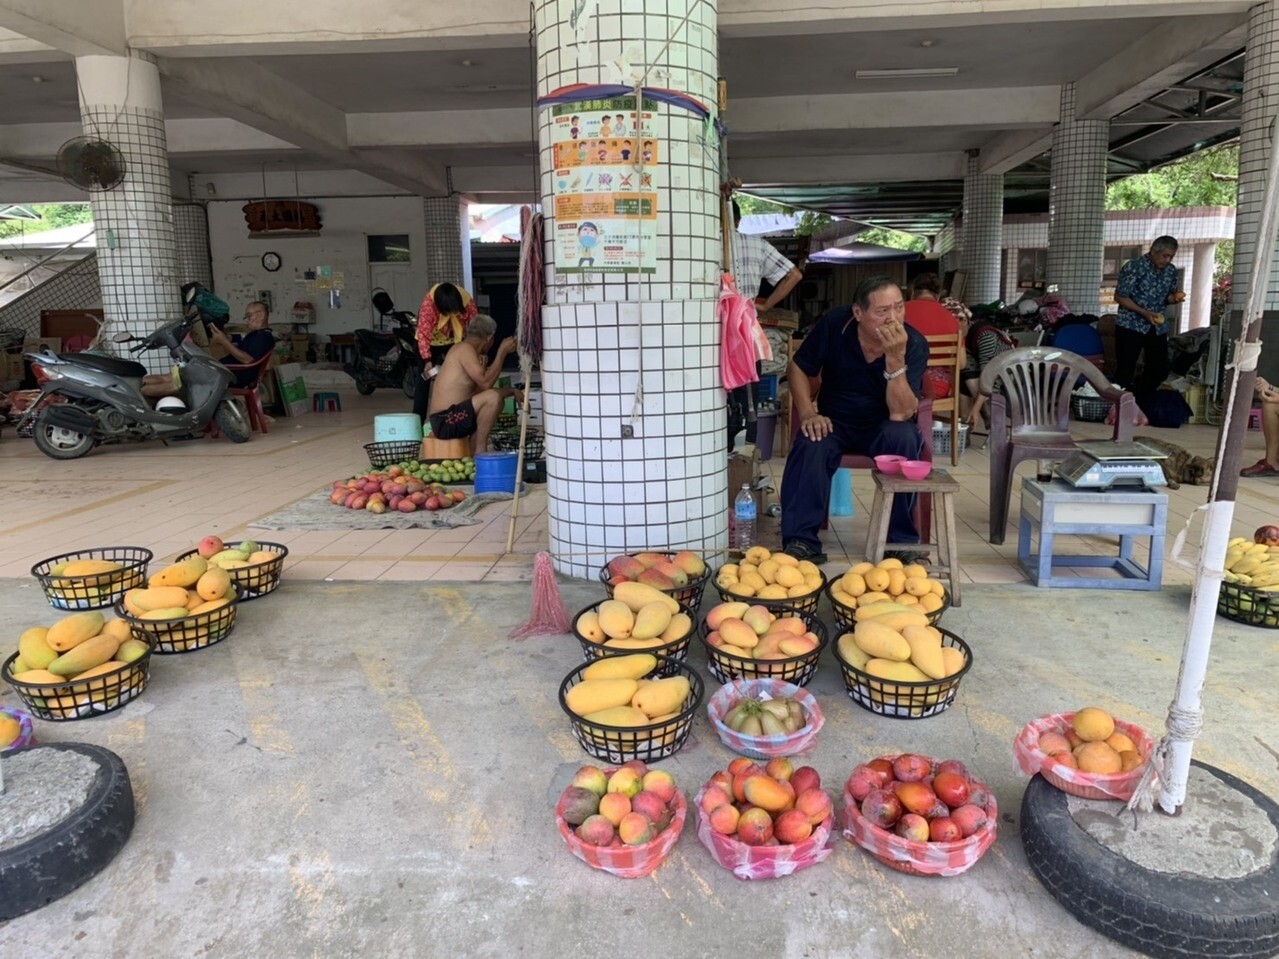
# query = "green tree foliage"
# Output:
<box><xmin>0</xmin><ymin>203</ymin><xmax>93</xmax><ymax>240</ymax></box>
<box><xmin>858</xmin><ymin>227</ymin><xmax>929</xmax><ymax>254</ymax></box>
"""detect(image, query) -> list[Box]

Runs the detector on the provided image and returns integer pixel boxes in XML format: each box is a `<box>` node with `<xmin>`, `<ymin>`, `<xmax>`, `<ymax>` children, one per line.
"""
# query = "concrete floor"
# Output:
<box><xmin>1</xmin><ymin>577</ymin><xmax>1276</xmax><ymax>959</ymax></box>
<box><xmin>3</xmin><ymin>385</ymin><xmax>1279</xmax><ymax>957</ymax></box>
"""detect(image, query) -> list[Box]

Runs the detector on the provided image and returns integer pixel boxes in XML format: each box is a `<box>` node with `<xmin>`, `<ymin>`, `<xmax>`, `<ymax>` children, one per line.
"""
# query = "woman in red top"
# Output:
<box><xmin>903</xmin><ymin>273</ymin><xmax>967</xmax><ymax>400</ymax></box>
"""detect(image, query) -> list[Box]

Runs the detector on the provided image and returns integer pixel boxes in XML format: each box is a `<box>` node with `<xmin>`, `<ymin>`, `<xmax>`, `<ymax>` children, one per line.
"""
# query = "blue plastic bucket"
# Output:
<box><xmin>830</xmin><ymin>467</ymin><xmax>855</xmax><ymax>517</ymax></box>
<box><xmin>474</xmin><ymin>452</ymin><xmax>519</xmax><ymax>494</ymax></box>
<box><xmin>374</xmin><ymin>413</ymin><xmax>421</xmax><ymax>442</ymax></box>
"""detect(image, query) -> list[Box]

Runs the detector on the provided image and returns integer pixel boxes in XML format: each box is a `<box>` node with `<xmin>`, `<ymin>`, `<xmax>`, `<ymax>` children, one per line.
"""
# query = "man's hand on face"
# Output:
<box><xmin>878</xmin><ymin>317</ymin><xmax>908</xmax><ymax>361</ymax></box>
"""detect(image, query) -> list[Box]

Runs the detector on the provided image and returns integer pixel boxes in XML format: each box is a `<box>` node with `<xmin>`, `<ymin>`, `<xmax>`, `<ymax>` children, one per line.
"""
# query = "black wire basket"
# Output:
<box><xmin>713</xmin><ymin>568</ymin><xmax>827</xmax><ymax>617</ymax></box>
<box><xmin>31</xmin><ymin>547</ymin><xmax>153</xmax><ymax>611</ymax></box>
<box><xmin>558</xmin><ymin>656</ymin><xmax>703</xmax><ymax>764</ymax></box>
<box><xmin>364</xmin><ymin>440</ymin><xmax>423</xmax><ymax>469</ymax></box>
<box><xmin>824</xmin><ymin>580</ymin><xmax>950</xmax><ymax>634</ymax></box>
<box><xmin>833</xmin><ymin>628</ymin><xmax>973</xmax><ymax>719</ymax></box>
<box><xmin>115</xmin><ymin>585</ymin><xmax>240</xmax><ymax>654</ymax></box>
<box><xmin>697</xmin><ymin>605</ymin><xmax>828</xmax><ymax>686</ymax></box>
<box><xmin>489</xmin><ymin>425</ymin><xmax>544</xmax><ymax>460</ymax></box>
<box><xmin>571</xmin><ymin>599</ymin><xmax>695</xmax><ymax>675</ymax></box>
<box><xmin>2</xmin><ymin>646</ymin><xmax>153</xmax><ymax>721</ymax></box>
<box><xmin>598</xmin><ymin>552</ymin><xmax>712</xmax><ymax>615</ymax></box>
<box><xmin>1217</xmin><ymin>580</ymin><xmax>1279</xmax><ymax>628</ymax></box>
<box><xmin>172</xmin><ymin>542</ymin><xmax>288</xmax><ymax>600</ymax></box>
<box><xmin>1070</xmin><ymin>395</ymin><xmax>1113</xmax><ymax>423</ymax></box>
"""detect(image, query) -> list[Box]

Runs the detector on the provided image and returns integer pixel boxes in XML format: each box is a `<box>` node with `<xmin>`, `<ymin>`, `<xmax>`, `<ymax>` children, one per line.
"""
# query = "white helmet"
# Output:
<box><xmin>1017</xmin><ymin>298</ymin><xmax>1041</xmax><ymax>316</ymax></box>
<box><xmin>156</xmin><ymin>396</ymin><xmax>187</xmax><ymax>412</ymax></box>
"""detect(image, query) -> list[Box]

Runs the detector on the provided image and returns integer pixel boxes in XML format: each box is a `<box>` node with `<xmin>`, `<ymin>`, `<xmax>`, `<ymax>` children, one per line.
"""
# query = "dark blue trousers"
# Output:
<box><xmin>780</xmin><ymin>419</ymin><xmax>923</xmax><ymax>553</ymax></box>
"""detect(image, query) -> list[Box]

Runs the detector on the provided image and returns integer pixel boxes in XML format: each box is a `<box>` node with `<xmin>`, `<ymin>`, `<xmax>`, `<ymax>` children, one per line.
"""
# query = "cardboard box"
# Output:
<box><xmin>22</xmin><ymin>337</ymin><xmax>61</xmax><ymax>356</ymax></box>
<box><xmin>3</xmin><ymin>352</ymin><xmax>24</xmax><ymax>381</ymax></box>
<box><xmin>289</xmin><ymin>335</ymin><xmax>310</xmax><ymax>363</ymax></box>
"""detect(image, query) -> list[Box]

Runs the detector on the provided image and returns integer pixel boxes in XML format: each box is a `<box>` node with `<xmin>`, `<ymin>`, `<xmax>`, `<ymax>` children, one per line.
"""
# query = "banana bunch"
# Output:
<box><xmin>1223</xmin><ymin>538</ymin><xmax>1279</xmax><ymax>590</ymax></box>
<box><xmin>721</xmin><ymin>696</ymin><xmax>806</xmax><ymax>737</ymax></box>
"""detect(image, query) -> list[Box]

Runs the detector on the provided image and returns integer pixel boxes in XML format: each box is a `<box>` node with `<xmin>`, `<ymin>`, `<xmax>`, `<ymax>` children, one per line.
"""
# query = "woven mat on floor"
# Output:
<box><xmin>250</xmin><ymin>487</ymin><xmax>512</xmax><ymax>531</ymax></box>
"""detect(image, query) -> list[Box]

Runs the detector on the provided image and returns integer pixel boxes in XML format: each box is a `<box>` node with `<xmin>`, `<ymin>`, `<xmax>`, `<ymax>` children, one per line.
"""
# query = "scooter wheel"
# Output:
<box><xmin>401</xmin><ymin>368</ymin><xmax>418</xmax><ymax>399</ymax></box>
<box><xmin>32</xmin><ymin>411</ymin><xmax>95</xmax><ymax>460</ymax></box>
<box><xmin>355</xmin><ymin>375</ymin><xmax>376</xmax><ymax>396</ymax></box>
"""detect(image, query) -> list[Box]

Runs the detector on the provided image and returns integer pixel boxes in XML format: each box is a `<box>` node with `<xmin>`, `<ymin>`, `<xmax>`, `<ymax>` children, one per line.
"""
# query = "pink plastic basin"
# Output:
<box><xmin>875</xmin><ymin>455</ymin><xmax>906</xmax><ymax>474</ymax></box>
<box><xmin>900</xmin><ymin>460</ymin><xmax>932</xmax><ymax>480</ymax></box>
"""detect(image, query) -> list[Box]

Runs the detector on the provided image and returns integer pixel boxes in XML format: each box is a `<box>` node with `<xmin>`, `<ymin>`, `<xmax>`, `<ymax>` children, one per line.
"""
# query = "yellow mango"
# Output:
<box><xmin>612</xmin><ymin>581</ymin><xmax>679</xmax><ymax>615</ymax></box>
<box><xmin>902</xmin><ymin>563</ymin><xmax>929</xmax><ymax>579</ymax></box>
<box><xmin>940</xmin><ymin>646</ymin><xmax>966</xmax><ymax>677</ymax></box>
<box><xmin>865</xmin><ymin>658</ymin><xmax>930</xmax><ymax>683</ymax></box>
<box><xmin>886</xmin><ymin>569</ymin><xmax>907</xmax><ymax>596</ymax></box>
<box><xmin>853</xmin><ymin>601</ymin><xmax>914</xmax><ymax>622</ymax></box>
<box><xmin>840</xmin><ymin>571</ymin><xmax>867</xmax><ymax>597</ymax></box>
<box><xmin>902</xmin><ymin>625</ymin><xmax>946</xmax><ymax>679</ymax></box>
<box><xmin>903</xmin><ymin>576</ymin><xmax>932</xmax><ymax>598</ymax></box>
<box><xmin>849</xmin><ymin>561</ymin><xmax>875</xmax><ymax>576</ymax></box>
<box><xmin>631</xmin><ymin>676</ymin><xmax>691</xmax><ymax>718</ymax></box>
<box><xmin>189</xmin><ymin>598</ymin><xmax>231</xmax><ymax>616</ymax></box>
<box><xmin>920</xmin><ymin>593</ymin><xmax>944</xmax><ymax>613</ymax></box>
<box><xmin>141</xmin><ymin>607</ymin><xmax>190</xmax><ymax>621</ymax></box>
<box><xmin>48</xmin><ymin>633</ymin><xmax>120</xmax><ymax>676</ymax></box>
<box><xmin>196</xmin><ymin>566</ymin><xmax>232</xmax><ymax>602</ymax></box>
<box><xmin>12</xmin><ymin>668</ymin><xmax>73</xmax><ymax>687</ymax></box>
<box><xmin>582</xmin><ymin>705</ymin><xmax>652</xmax><ymax>727</ymax></box>
<box><xmin>874</xmin><ymin>609</ymin><xmax>930</xmax><ymax>632</ymax></box>
<box><xmin>597</xmin><ymin>599</ymin><xmax>636</xmax><ymax>639</ymax></box>
<box><xmin>18</xmin><ymin>627</ymin><xmax>58</xmax><ymax>670</ymax></box>
<box><xmin>631</xmin><ymin>601</ymin><xmax>673</xmax><ymax>640</ymax></box>
<box><xmin>247</xmin><ymin>550</ymin><xmax>278</xmax><ymax>565</ymax></box>
<box><xmin>853</xmin><ymin>620</ymin><xmax>912</xmax><ymax>662</ymax></box>
<box><xmin>58</xmin><ymin>559</ymin><xmax>123</xmax><ymax>577</ymax></box>
<box><xmin>858</xmin><ymin>591</ymin><xmax>892</xmax><ymax>607</ymax></box>
<box><xmin>582</xmin><ymin>653</ymin><xmax>657</xmax><ymax>681</ymax></box>
<box><xmin>576</xmin><ymin>610</ymin><xmax>605</xmax><ymax>643</ymax></box>
<box><xmin>46</xmin><ymin>611</ymin><xmax>105</xmax><ymax>652</ymax></box>
<box><xmin>149</xmin><ymin>556</ymin><xmax>208</xmax><ymax>588</ymax></box>
<box><xmin>102</xmin><ymin>619</ymin><xmax>132</xmax><ymax>645</ymax></box>
<box><xmin>837</xmin><ymin>632</ymin><xmax>872</xmax><ymax>671</ymax></box>
<box><xmin>876</xmin><ymin>557</ymin><xmax>904</xmax><ymax>570</ymax></box>
<box><xmin>564</xmin><ymin>678</ymin><xmax>640</xmax><ymax>717</ymax></box>
<box><xmin>758</xmin><ymin>584</ymin><xmax>791</xmax><ymax>600</ymax></box>
<box><xmin>70</xmin><ymin>660</ymin><xmax>127</xmax><ymax>681</ymax></box>
<box><xmin>658</xmin><ymin>612</ymin><xmax>693</xmax><ymax>643</ymax></box>
<box><xmin>115</xmin><ymin>639</ymin><xmax>150</xmax><ymax>663</ymax></box>
<box><xmin>603</xmin><ymin>636</ymin><xmax>666</xmax><ymax>650</ymax></box>
<box><xmin>127</xmin><ymin>586</ymin><xmax>192</xmax><ymax>613</ymax></box>
<box><xmin>647</xmin><ymin>711</ymin><xmax>682</xmax><ymax>748</ymax></box>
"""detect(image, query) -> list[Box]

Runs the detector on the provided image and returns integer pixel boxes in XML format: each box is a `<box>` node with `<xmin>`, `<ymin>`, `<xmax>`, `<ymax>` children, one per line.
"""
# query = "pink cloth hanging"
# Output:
<box><xmin>719</xmin><ymin>274</ymin><xmax>759</xmax><ymax>391</ymax></box>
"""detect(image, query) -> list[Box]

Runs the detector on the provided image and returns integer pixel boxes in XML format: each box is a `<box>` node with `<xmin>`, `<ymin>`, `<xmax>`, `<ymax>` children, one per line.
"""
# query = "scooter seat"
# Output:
<box><xmin>60</xmin><ymin>352</ymin><xmax>149</xmax><ymax>378</ymax></box>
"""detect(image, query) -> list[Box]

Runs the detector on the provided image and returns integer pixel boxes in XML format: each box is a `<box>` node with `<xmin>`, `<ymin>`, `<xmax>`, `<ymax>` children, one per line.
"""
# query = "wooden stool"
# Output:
<box><xmin>420</xmin><ymin>434</ymin><xmax>472</xmax><ymax>460</ymax></box>
<box><xmin>866</xmin><ymin>468</ymin><xmax>962</xmax><ymax>606</ymax></box>
<box><xmin>312</xmin><ymin>391</ymin><xmax>341</xmax><ymax>412</ymax></box>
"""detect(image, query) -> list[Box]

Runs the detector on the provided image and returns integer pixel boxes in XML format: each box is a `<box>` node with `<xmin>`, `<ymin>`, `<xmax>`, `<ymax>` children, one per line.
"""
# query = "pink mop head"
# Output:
<box><xmin>510</xmin><ymin>551</ymin><xmax>571</xmax><ymax>638</ymax></box>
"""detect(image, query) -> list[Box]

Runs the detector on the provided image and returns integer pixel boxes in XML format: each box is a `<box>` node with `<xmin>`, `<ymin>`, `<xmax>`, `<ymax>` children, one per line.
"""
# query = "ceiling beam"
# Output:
<box><xmin>157</xmin><ymin>56</ymin><xmax>447</xmax><ymax>196</ymax></box>
<box><xmin>0</xmin><ymin>0</ymin><xmax>125</xmax><ymax>57</ymax></box>
<box><xmin>738</xmin><ymin>152</ymin><xmax>967</xmax><ymax>185</ymax></box>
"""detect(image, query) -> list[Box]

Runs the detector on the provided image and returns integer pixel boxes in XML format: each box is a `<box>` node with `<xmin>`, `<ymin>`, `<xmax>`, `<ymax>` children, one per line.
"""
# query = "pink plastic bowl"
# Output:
<box><xmin>874</xmin><ymin>455</ymin><xmax>906</xmax><ymax>474</ymax></box>
<box><xmin>900</xmin><ymin>460</ymin><xmax>932</xmax><ymax>480</ymax></box>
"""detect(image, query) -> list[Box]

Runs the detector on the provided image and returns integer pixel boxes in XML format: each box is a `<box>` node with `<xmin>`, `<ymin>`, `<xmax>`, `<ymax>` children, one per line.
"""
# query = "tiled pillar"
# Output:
<box><xmin>1190</xmin><ymin>242</ymin><xmax>1216</xmax><ymax>330</ymax></box>
<box><xmin>76</xmin><ymin>52</ymin><xmax>181</xmax><ymax>374</ymax></box>
<box><xmin>1231</xmin><ymin>2</ymin><xmax>1279</xmax><ymax>389</ymax></box>
<box><xmin>1003</xmin><ymin>248</ymin><xmax>1021</xmax><ymax>303</ymax></box>
<box><xmin>1047</xmin><ymin>84</ymin><xmax>1108</xmax><ymax>316</ymax></box>
<box><xmin>173</xmin><ymin>204</ymin><xmax>212</xmax><ymax>288</ymax></box>
<box><xmin>961</xmin><ymin>151</ymin><xmax>1003</xmax><ymax>304</ymax></box>
<box><xmin>535</xmin><ymin>0</ymin><xmax>723</xmax><ymax>577</ymax></box>
<box><xmin>423</xmin><ymin>196</ymin><xmax>471</xmax><ymax>292</ymax></box>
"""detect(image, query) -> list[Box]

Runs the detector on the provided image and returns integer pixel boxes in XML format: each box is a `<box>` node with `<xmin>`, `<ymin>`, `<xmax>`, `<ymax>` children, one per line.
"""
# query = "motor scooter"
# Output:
<box><xmin>19</xmin><ymin>289</ymin><xmax>251</xmax><ymax>460</ymax></box>
<box><xmin>344</xmin><ymin>290</ymin><xmax>423</xmax><ymax>398</ymax></box>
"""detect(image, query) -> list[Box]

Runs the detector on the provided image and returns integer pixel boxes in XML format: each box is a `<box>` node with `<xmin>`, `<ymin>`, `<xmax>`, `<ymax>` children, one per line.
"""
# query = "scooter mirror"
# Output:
<box><xmin>112</xmin><ymin>331</ymin><xmax>133</xmax><ymax>343</ymax></box>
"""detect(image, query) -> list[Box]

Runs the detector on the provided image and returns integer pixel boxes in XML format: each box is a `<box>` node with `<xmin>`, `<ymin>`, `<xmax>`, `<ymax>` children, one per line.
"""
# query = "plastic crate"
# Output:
<box><xmin>1070</xmin><ymin>394</ymin><xmax>1113</xmax><ymax>423</ymax></box>
<box><xmin>931</xmin><ymin>422</ymin><xmax>970</xmax><ymax>458</ymax></box>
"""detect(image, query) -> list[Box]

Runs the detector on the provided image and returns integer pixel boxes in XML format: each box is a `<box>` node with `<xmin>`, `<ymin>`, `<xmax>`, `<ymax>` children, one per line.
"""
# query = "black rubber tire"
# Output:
<box><xmin>0</xmin><ymin>743</ymin><xmax>135</xmax><ymax>921</ymax></box>
<box><xmin>355</xmin><ymin>372</ymin><xmax>376</xmax><ymax>395</ymax></box>
<box><xmin>401</xmin><ymin>367</ymin><xmax>418</xmax><ymax>399</ymax></box>
<box><xmin>1021</xmin><ymin>762</ymin><xmax>1279</xmax><ymax>959</ymax></box>
<box><xmin>214</xmin><ymin>399</ymin><xmax>251</xmax><ymax>443</ymax></box>
<box><xmin>31</xmin><ymin>409</ymin><xmax>95</xmax><ymax>460</ymax></box>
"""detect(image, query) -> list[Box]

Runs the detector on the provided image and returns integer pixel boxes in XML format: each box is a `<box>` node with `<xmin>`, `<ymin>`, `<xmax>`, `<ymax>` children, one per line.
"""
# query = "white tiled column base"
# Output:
<box><xmin>174</xmin><ymin>204</ymin><xmax>212</xmax><ymax>288</ymax></box>
<box><xmin>961</xmin><ymin>153</ymin><xmax>1003</xmax><ymax>304</ymax></box>
<box><xmin>1232</xmin><ymin>1</ymin><xmax>1279</xmax><ymax>316</ymax></box>
<box><xmin>535</xmin><ymin>0</ymin><xmax>723</xmax><ymax>577</ymax></box>
<box><xmin>1047</xmin><ymin>83</ymin><xmax>1107</xmax><ymax>316</ymax></box>
<box><xmin>77</xmin><ymin>52</ymin><xmax>181</xmax><ymax>375</ymax></box>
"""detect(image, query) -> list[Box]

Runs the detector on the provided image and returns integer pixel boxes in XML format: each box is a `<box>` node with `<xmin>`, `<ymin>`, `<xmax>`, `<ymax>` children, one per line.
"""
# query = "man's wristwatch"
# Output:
<box><xmin>883</xmin><ymin>365</ymin><xmax>906</xmax><ymax>381</ymax></box>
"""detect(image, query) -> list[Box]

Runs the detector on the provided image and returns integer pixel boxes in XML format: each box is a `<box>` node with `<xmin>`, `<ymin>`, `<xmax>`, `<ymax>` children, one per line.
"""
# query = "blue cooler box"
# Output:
<box><xmin>374</xmin><ymin>413</ymin><xmax>421</xmax><ymax>442</ymax></box>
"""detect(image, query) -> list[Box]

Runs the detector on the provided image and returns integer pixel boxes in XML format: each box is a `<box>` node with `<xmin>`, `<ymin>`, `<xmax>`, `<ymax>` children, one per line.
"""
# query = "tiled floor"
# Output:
<box><xmin>2</xmin><ymin>387</ymin><xmax>1276</xmax><ymax>588</ymax></box>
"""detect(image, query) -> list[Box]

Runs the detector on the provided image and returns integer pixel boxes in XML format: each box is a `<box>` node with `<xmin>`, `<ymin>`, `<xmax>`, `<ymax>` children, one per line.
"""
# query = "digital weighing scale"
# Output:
<box><xmin>1053</xmin><ymin>440</ymin><xmax>1168</xmax><ymax>489</ymax></box>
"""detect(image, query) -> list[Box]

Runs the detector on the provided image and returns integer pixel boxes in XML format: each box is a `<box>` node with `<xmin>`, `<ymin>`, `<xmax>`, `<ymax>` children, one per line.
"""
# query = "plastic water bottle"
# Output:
<box><xmin>734</xmin><ymin>484</ymin><xmax>757</xmax><ymax>551</ymax></box>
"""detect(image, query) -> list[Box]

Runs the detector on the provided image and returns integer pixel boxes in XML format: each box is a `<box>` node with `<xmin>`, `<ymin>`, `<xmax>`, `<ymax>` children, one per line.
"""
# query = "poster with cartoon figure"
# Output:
<box><xmin>550</xmin><ymin>95</ymin><xmax>660</xmax><ymax>274</ymax></box>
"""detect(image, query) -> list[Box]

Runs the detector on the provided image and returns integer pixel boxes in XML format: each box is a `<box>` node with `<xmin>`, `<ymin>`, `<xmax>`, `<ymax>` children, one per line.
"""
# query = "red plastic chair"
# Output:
<box><xmin>788</xmin><ymin>374</ymin><xmax>934</xmax><ymax>542</ymax></box>
<box><xmin>216</xmin><ymin>352</ymin><xmax>274</xmax><ymax>435</ymax></box>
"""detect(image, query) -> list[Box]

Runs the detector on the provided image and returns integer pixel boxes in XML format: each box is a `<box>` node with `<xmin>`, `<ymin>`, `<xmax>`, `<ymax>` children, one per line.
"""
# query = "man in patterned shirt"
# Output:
<box><xmin>1113</xmin><ymin>236</ymin><xmax>1185</xmax><ymax>394</ymax></box>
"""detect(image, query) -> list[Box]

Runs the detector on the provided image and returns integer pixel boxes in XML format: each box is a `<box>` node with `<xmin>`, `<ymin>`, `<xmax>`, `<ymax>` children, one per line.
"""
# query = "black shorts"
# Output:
<box><xmin>429</xmin><ymin>399</ymin><xmax>476</xmax><ymax>440</ymax></box>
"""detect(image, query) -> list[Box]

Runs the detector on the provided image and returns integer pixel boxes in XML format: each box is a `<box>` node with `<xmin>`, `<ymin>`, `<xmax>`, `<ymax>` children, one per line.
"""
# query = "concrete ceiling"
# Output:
<box><xmin>0</xmin><ymin>0</ymin><xmax>1255</xmax><ymax>236</ymax></box>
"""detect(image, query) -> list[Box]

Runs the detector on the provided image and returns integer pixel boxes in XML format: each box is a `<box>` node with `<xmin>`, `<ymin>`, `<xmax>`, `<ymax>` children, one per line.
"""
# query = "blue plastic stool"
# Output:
<box><xmin>312</xmin><ymin>391</ymin><xmax>341</xmax><ymax>412</ymax></box>
<box><xmin>830</xmin><ymin>467</ymin><xmax>855</xmax><ymax>517</ymax></box>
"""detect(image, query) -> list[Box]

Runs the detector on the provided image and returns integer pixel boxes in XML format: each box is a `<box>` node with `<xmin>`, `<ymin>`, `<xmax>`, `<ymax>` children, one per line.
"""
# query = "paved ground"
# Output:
<box><xmin>2</xmin><ymin>576</ymin><xmax>1275</xmax><ymax>959</ymax></box>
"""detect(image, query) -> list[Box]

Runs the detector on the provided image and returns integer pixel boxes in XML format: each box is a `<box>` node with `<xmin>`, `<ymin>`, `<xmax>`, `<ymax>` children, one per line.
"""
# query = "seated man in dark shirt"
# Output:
<box><xmin>780</xmin><ymin>275</ymin><xmax>928</xmax><ymax>565</ymax></box>
<box><xmin>141</xmin><ymin>300</ymin><xmax>275</xmax><ymax>397</ymax></box>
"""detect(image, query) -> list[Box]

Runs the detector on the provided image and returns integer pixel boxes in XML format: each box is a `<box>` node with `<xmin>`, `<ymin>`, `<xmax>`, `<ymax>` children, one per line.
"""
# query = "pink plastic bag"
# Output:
<box><xmin>1013</xmin><ymin>712</ymin><xmax>1153</xmax><ymax>801</ymax></box>
<box><xmin>694</xmin><ymin>784</ymin><xmax>835</xmax><ymax>880</ymax></box>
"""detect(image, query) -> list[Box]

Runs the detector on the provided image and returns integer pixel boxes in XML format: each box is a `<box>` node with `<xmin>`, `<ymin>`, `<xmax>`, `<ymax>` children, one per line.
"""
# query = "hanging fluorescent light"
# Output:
<box><xmin>855</xmin><ymin>67</ymin><xmax>959</xmax><ymax>79</ymax></box>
